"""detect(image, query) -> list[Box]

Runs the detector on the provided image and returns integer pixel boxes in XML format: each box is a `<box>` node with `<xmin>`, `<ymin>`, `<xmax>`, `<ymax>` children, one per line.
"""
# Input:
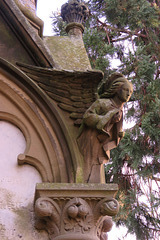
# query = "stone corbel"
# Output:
<box><xmin>34</xmin><ymin>183</ymin><xmax>119</xmax><ymax>240</ymax></box>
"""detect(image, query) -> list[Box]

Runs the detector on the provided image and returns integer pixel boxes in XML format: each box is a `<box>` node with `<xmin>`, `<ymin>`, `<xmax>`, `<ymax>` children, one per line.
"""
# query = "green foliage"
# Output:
<box><xmin>51</xmin><ymin>11</ymin><xmax>67</xmax><ymax>36</ymax></box>
<box><xmin>83</xmin><ymin>27</ymin><xmax>115</xmax><ymax>72</ymax></box>
<box><xmin>51</xmin><ymin>0</ymin><xmax>160</xmax><ymax>239</ymax></box>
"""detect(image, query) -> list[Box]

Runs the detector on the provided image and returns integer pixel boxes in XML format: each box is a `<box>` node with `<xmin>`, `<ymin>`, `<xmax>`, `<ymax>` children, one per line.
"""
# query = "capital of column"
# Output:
<box><xmin>34</xmin><ymin>183</ymin><xmax>119</xmax><ymax>240</ymax></box>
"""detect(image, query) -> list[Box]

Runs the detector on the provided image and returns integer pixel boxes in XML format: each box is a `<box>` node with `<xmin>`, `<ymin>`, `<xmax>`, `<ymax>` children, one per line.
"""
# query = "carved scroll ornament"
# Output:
<box><xmin>35</xmin><ymin>196</ymin><xmax>119</xmax><ymax>240</ymax></box>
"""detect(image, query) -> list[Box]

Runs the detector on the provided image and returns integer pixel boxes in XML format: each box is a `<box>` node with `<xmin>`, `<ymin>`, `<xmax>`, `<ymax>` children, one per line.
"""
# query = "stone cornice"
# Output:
<box><xmin>35</xmin><ymin>183</ymin><xmax>118</xmax><ymax>199</ymax></box>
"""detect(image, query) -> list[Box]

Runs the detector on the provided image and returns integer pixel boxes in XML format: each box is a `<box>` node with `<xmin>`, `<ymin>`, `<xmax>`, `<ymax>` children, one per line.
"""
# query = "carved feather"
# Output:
<box><xmin>17</xmin><ymin>63</ymin><xmax>103</xmax><ymax>125</ymax></box>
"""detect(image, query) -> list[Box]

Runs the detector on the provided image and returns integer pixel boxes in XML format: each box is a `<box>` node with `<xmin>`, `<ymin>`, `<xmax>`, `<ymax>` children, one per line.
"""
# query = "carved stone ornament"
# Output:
<box><xmin>77</xmin><ymin>73</ymin><xmax>133</xmax><ymax>183</ymax></box>
<box><xmin>61</xmin><ymin>0</ymin><xmax>89</xmax><ymax>24</ymax></box>
<box><xmin>34</xmin><ymin>183</ymin><xmax>119</xmax><ymax>240</ymax></box>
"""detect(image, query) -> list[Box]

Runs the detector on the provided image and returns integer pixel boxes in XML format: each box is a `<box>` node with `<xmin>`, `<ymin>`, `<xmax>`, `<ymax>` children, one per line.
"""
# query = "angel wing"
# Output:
<box><xmin>17</xmin><ymin>63</ymin><xmax>103</xmax><ymax>125</ymax></box>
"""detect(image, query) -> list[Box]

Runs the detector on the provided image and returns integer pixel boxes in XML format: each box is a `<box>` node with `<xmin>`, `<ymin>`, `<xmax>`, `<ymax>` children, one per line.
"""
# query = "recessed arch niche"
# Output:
<box><xmin>0</xmin><ymin>120</ymin><xmax>47</xmax><ymax>239</ymax></box>
<box><xmin>0</xmin><ymin>120</ymin><xmax>42</xmax><ymax>204</ymax></box>
<box><xmin>0</xmin><ymin>59</ymin><xmax>74</xmax><ymax>183</ymax></box>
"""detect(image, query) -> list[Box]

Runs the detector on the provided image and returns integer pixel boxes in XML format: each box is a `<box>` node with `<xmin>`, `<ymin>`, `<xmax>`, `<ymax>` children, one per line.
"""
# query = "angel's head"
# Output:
<box><xmin>100</xmin><ymin>73</ymin><xmax>133</xmax><ymax>103</ymax></box>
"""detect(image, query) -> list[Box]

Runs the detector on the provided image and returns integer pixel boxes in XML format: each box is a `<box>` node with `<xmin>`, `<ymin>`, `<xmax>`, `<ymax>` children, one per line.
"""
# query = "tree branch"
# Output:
<box><xmin>97</xmin><ymin>18</ymin><xmax>148</xmax><ymax>39</ymax></box>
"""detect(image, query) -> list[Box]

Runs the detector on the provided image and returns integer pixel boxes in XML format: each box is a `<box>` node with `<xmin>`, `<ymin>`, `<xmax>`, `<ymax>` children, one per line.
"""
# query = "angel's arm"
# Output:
<box><xmin>83</xmin><ymin>99</ymin><xmax>104</xmax><ymax>128</ymax></box>
<box><xmin>83</xmin><ymin>99</ymin><xmax>119</xmax><ymax>130</ymax></box>
<box><xmin>96</xmin><ymin>109</ymin><xmax>119</xmax><ymax>130</ymax></box>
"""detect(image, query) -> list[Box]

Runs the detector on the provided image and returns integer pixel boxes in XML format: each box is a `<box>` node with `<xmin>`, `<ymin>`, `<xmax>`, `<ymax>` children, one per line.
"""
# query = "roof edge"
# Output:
<box><xmin>0</xmin><ymin>0</ymin><xmax>58</xmax><ymax>68</ymax></box>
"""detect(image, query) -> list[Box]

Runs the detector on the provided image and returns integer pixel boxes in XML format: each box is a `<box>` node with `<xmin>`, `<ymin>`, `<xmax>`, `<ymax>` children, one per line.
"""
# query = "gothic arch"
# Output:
<box><xmin>0</xmin><ymin>58</ymin><xmax>76</xmax><ymax>183</ymax></box>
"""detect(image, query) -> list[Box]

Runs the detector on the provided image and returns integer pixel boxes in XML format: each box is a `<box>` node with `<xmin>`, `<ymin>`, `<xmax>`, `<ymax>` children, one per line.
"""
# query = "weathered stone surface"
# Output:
<box><xmin>15</xmin><ymin>0</ymin><xmax>43</xmax><ymax>37</ymax></box>
<box><xmin>83</xmin><ymin>98</ymin><xmax>94</xmax><ymax>104</ymax></box>
<box><xmin>34</xmin><ymin>183</ymin><xmax>119</xmax><ymax>240</ymax></box>
<box><xmin>0</xmin><ymin>60</ymin><xmax>77</xmax><ymax>185</ymax></box>
<box><xmin>69</xmin><ymin>88</ymin><xmax>82</xmax><ymax>95</ymax></box>
<box><xmin>47</xmin><ymin>92</ymin><xmax>73</xmax><ymax>105</ymax></box>
<box><xmin>38</xmin><ymin>83</ymin><xmax>69</xmax><ymax>96</ymax></box>
<box><xmin>73</xmin><ymin>101</ymin><xmax>84</xmax><ymax>108</ymax></box>
<box><xmin>70</xmin><ymin>112</ymin><xmax>83</xmax><ymax>119</ymax></box>
<box><xmin>69</xmin><ymin>83</ymin><xmax>82</xmax><ymax>90</ymax></box>
<box><xmin>58</xmin><ymin>103</ymin><xmax>85</xmax><ymax>113</ymax></box>
<box><xmin>74</xmin><ymin>119</ymin><xmax>83</xmax><ymax>125</ymax></box>
<box><xmin>0</xmin><ymin>1</ymin><xmax>122</xmax><ymax>240</ymax></box>
<box><xmin>58</xmin><ymin>103</ymin><xmax>78</xmax><ymax>112</ymax></box>
<box><xmin>70</xmin><ymin>95</ymin><xmax>82</xmax><ymax>102</ymax></box>
<box><xmin>17</xmin><ymin>64</ymin><xmax>104</xmax><ymax>126</ymax></box>
<box><xmin>16</xmin><ymin>0</ymin><xmax>36</xmax><ymax>13</ymax></box>
<box><xmin>35</xmin><ymin>183</ymin><xmax>118</xmax><ymax>198</ymax></box>
<box><xmin>0</xmin><ymin>0</ymin><xmax>55</xmax><ymax>67</ymax></box>
<box><xmin>77</xmin><ymin>73</ymin><xmax>133</xmax><ymax>183</ymax></box>
<box><xmin>44</xmin><ymin>36</ymin><xmax>91</xmax><ymax>71</ymax></box>
<box><xmin>61</xmin><ymin>0</ymin><xmax>89</xmax><ymax>24</ymax></box>
<box><xmin>82</xmin><ymin>93</ymin><xmax>94</xmax><ymax>98</ymax></box>
<box><xmin>0</xmin><ymin>14</ymin><xmax>35</xmax><ymax>65</ymax></box>
<box><xmin>0</xmin><ymin>121</ymin><xmax>47</xmax><ymax>240</ymax></box>
<box><xmin>39</xmin><ymin>82</ymin><xmax>70</xmax><ymax>92</ymax></box>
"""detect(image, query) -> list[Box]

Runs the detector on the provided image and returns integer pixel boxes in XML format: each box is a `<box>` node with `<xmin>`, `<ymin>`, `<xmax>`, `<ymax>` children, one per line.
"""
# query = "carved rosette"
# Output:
<box><xmin>34</xmin><ymin>183</ymin><xmax>119</xmax><ymax>240</ymax></box>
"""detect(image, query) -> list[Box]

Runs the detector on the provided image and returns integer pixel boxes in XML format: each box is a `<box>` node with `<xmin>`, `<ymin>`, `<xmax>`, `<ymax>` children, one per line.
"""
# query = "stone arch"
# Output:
<box><xmin>0</xmin><ymin>58</ymin><xmax>75</xmax><ymax>183</ymax></box>
<box><xmin>0</xmin><ymin>120</ymin><xmax>48</xmax><ymax>239</ymax></box>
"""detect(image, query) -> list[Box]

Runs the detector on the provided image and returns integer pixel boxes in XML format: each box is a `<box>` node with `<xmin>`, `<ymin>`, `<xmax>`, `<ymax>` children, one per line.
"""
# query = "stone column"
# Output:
<box><xmin>34</xmin><ymin>183</ymin><xmax>119</xmax><ymax>240</ymax></box>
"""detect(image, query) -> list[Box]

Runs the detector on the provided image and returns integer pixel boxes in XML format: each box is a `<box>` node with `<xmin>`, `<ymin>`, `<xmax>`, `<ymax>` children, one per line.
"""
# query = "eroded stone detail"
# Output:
<box><xmin>99</xmin><ymin>198</ymin><xmax>119</xmax><ymax>216</ymax></box>
<box><xmin>61</xmin><ymin>0</ymin><xmax>89</xmax><ymax>24</ymax></box>
<box><xmin>35</xmin><ymin>198</ymin><xmax>60</xmax><ymax>237</ymax></box>
<box><xmin>77</xmin><ymin>72</ymin><xmax>133</xmax><ymax>183</ymax></box>
<box><xmin>61</xmin><ymin>0</ymin><xmax>89</xmax><ymax>37</ymax></box>
<box><xmin>35</xmin><ymin>196</ymin><xmax>119</xmax><ymax>240</ymax></box>
<box><xmin>63</xmin><ymin>198</ymin><xmax>93</xmax><ymax>234</ymax></box>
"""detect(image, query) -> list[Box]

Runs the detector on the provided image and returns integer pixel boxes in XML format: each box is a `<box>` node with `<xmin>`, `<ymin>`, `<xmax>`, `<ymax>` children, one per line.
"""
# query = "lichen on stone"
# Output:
<box><xmin>44</xmin><ymin>36</ymin><xmax>92</xmax><ymax>71</ymax></box>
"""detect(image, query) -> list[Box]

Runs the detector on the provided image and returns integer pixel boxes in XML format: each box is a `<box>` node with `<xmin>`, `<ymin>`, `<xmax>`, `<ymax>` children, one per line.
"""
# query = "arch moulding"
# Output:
<box><xmin>0</xmin><ymin>58</ymin><xmax>75</xmax><ymax>183</ymax></box>
<box><xmin>0</xmin><ymin>59</ymin><xmax>120</xmax><ymax>240</ymax></box>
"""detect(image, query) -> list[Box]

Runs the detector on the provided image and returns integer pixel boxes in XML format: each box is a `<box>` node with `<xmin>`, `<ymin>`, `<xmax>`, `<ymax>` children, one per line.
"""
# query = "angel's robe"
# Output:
<box><xmin>77</xmin><ymin>98</ymin><xmax>123</xmax><ymax>183</ymax></box>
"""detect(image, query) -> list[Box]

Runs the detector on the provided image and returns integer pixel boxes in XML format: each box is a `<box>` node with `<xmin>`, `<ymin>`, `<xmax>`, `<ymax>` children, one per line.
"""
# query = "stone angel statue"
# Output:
<box><xmin>77</xmin><ymin>73</ymin><xmax>133</xmax><ymax>183</ymax></box>
<box><xmin>19</xmin><ymin>65</ymin><xmax>133</xmax><ymax>184</ymax></box>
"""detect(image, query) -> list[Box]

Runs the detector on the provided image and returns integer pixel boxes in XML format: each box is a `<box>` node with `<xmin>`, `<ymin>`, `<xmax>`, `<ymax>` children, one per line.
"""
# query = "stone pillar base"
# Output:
<box><xmin>34</xmin><ymin>183</ymin><xmax>119</xmax><ymax>240</ymax></box>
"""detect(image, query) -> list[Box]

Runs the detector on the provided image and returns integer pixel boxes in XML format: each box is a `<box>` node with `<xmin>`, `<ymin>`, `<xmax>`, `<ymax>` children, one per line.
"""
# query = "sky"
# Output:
<box><xmin>37</xmin><ymin>0</ymin><xmax>67</xmax><ymax>36</ymax></box>
<box><xmin>36</xmin><ymin>1</ymin><xmax>136</xmax><ymax>240</ymax></box>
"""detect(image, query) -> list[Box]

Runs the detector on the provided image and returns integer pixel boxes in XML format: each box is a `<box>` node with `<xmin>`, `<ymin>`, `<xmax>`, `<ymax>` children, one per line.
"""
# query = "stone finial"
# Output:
<box><xmin>61</xmin><ymin>0</ymin><xmax>89</xmax><ymax>24</ymax></box>
<box><xmin>61</xmin><ymin>0</ymin><xmax>89</xmax><ymax>38</ymax></box>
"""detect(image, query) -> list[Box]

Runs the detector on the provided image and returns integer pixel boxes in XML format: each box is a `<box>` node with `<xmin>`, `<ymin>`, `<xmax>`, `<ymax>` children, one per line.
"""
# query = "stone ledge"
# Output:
<box><xmin>35</xmin><ymin>183</ymin><xmax>118</xmax><ymax>200</ymax></box>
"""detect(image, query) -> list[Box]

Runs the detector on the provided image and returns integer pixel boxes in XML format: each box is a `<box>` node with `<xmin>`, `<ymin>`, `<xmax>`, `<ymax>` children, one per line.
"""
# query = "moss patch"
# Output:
<box><xmin>44</xmin><ymin>36</ymin><xmax>91</xmax><ymax>71</ymax></box>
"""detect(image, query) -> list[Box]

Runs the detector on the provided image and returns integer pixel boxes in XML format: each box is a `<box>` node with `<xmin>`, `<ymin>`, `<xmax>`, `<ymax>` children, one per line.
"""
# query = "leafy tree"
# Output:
<box><xmin>51</xmin><ymin>1</ymin><xmax>160</xmax><ymax>239</ymax></box>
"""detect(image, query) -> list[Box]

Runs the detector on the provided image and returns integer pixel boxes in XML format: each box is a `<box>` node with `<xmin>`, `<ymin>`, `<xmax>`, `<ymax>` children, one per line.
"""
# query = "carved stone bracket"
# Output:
<box><xmin>34</xmin><ymin>183</ymin><xmax>119</xmax><ymax>240</ymax></box>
